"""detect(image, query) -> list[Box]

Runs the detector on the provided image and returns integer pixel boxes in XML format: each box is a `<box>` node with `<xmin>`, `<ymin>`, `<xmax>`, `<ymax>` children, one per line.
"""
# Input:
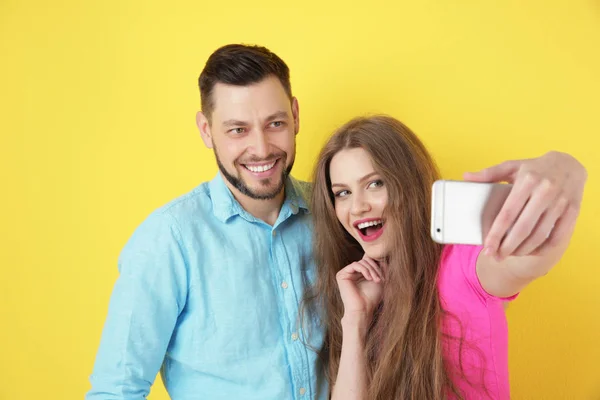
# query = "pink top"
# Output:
<box><xmin>438</xmin><ymin>245</ymin><xmax>517</xmax><ymax>400</ymax></box>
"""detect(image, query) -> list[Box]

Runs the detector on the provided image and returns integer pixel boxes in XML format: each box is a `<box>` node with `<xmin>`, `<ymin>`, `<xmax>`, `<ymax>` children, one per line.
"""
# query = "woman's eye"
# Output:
<box><xmin>334</xmin><ymin>190</ymin><xmax>349</xmax><ymax>198</ymax></box>
<box><xmin>368</xmin><ymin>179</ymin><xmax>384</xmax><ymax>189</ymax></box>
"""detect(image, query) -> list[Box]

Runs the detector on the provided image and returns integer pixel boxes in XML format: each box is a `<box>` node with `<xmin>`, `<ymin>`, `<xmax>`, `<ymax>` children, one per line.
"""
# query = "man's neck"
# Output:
<box><xmin>222</xmin><ymin>176</ymin><xmax>286</xmax><ymax>226</ymax></box>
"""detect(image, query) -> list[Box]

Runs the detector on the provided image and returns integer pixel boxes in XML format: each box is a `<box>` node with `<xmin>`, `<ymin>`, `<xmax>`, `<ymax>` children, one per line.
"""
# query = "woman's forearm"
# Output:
<box><xmin>331</xmin><ymin>315</ymin><xmax>369</xmax><ymax>400</ymax></box>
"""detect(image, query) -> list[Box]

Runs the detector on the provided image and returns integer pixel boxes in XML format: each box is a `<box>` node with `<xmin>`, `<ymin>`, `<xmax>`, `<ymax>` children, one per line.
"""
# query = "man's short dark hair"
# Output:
<box><xmin>198</xmin><ymin>44</ymin><xmax>292</xmax><ymax>122</ymax></box>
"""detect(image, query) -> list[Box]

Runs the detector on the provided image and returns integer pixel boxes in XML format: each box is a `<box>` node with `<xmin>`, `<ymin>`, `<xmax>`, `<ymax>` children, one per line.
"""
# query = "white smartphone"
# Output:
<box><xmin>430</xmin><ymin>180</ymin><xmax>513</xmax><ymax>245</ymax></box>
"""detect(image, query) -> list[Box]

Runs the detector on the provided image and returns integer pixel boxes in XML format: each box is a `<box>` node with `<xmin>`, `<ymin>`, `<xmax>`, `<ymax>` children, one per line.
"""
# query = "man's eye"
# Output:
<box><xmin>271</xmin><ymin>121</ymin><xmax>284</xmax><ymax>128</ymax></box>
<box><xmin>230</xmin><ymin>128</ymin><xmax>245</xmax><ymax>134</ymax></box>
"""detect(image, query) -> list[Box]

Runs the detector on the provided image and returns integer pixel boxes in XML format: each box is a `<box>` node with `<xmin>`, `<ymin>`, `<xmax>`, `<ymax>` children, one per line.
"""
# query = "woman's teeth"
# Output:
<box><xmin>357</xmin><ymin>219</ymin><xmax>382</xmax><ymax>230</ymax></box>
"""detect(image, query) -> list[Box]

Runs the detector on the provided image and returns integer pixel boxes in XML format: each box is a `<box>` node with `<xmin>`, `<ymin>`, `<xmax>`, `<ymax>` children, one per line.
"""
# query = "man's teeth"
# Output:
<box><xmin>246</xmin><ymin>161</ymin><xmax>276</xmax><ymax>173</ymax></box>
<box><xmin>357</xmin><ymin>220</ymin><xmax>383</xmax><ymax>230</ymax></box>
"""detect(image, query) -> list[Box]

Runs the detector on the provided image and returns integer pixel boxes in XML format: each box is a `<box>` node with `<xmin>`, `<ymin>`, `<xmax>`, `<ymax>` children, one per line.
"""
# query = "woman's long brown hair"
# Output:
<box><xmin>306</xmin><ymin>115</ymin><xmax>464</xmax><ymax>399</ymax></box>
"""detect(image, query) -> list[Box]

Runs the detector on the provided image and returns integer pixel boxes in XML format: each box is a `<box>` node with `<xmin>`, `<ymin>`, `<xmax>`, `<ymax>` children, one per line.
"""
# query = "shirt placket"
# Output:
<box><xmin>270</xmin><ymin>226</ymin><xmax>312</xmax><ymax>399</ymax></box>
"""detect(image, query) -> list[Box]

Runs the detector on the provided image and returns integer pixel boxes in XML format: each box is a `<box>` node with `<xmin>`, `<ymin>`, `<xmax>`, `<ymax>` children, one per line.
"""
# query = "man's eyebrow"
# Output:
<box><xmin>265</xmin><ymin>111</ymin><xmax>289</xmax><ymax>121</ymax></box>
<box><xmin>222</xmin><ymin>119</ymin><xmax>248</xmax><ymax>127</ymax></box>
<box><xmin>221</xmin><ymin>111</ymin><xmax>289</xmax><ymax>127</ymax></box>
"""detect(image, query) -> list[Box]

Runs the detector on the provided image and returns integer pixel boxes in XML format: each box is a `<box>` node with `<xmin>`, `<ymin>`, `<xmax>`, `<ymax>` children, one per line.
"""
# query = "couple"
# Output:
<box><xmin>86</xmin><ymin>44</ymin><xmax>587</xmax><ymax>399</ymax></box>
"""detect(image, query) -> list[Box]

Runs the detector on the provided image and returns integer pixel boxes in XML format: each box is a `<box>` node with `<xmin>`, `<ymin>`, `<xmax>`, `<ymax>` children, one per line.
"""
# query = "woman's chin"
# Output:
<box><xmin>363</xmin><ymin>244</ymin><xmax>388</xmax><ymax>261</ymax></box>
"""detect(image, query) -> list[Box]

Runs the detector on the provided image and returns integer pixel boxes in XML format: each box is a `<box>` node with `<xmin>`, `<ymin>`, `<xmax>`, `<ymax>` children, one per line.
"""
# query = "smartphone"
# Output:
<box><xmin>430</xmin><ymin>180</ymin><xmax>513</xmax><ymax>245</ymax></box>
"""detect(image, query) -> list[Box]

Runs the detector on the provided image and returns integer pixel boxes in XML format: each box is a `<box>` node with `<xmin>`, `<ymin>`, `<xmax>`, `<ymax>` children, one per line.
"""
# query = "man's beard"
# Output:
<box><xmin>214</xmin><ymin>149</ymin><xmax>294</xmax><ymax>200</ymax></box>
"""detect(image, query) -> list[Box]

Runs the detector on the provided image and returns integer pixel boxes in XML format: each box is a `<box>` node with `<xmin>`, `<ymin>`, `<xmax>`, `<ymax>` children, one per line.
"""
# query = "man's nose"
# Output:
<box><xmin>250</xmin><ymin>130</ymin><xmax>269</xmax><ymax>158</ymax></box>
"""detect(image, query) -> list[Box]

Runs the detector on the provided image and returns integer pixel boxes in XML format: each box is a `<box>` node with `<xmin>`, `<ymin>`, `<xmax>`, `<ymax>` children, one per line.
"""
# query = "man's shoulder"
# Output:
<box><xmin>289</xmin><ymin>177</ymin><xmax>313</xmax><ymax>206</ymax></box>
<box><xmin>119</xmin><ymin>181</ymin><xmax>216</xmax><ymax>257</ymax></box>
<box><xmin>293</xmin><ymin>178</ymin><xmax>313</xmax><ymax>192</ymax></box>
<box><xmin>156</xmin><ymin>181</ymin><xmax>212</xmax><ymax>220</ymax></box>
<box><xmin>132</xmin><ymin>181</ymin><xmax>215</xmax><ymax>234</ymax></box>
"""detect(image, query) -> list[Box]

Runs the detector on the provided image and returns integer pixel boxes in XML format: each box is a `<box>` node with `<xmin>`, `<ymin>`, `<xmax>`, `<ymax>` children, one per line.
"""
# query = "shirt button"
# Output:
<box><xmin>272</xmin><ymin>230</ymin><xmax>276</xmax><ymax>236</ymax></box>
<box><xmin>299</xmin><ymin>387</ymin><xmax>306</xmax><ymax>395</ymax></box>
<box><xmin>291</xmin><ymin>332</ymin><xmax>299</xmax><ymax>341</ymax></box>
<box><xmin>281</xmin><ymin>281</ymin><xmax>288</xmax><ymax>289</ymax></box>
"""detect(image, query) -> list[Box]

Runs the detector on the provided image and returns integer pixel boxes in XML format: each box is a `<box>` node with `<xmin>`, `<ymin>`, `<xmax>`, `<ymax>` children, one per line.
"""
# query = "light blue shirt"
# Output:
<box><xmin>87</xmin><ymin>174</ymin><xmax>327</xmax><ymax>400</ymax></box>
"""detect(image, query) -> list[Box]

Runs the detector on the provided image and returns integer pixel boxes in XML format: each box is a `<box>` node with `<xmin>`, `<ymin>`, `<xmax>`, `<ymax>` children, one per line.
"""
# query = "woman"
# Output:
<box><xmin>307</xmin><ymin>115</ymin><xmax>585</xmax><ymax>399</ymax></box>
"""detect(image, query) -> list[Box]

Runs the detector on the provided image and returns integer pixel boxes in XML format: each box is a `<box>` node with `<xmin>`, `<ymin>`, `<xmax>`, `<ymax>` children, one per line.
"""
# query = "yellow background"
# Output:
<box><xmin>1</xmin><ymin>1</ymin><xmax>599</xmax><ymax>399</ymax></box>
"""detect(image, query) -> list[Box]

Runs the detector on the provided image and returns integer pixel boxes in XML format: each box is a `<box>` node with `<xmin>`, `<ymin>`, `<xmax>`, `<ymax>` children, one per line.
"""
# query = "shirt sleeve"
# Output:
<box><xmin>86</xmin><ymin>211</ymin><xmax>189</xmax><ymax>400</ymax></box>
<box><xmin>446</xmin><ymin>244</ymin><xmax>519</xmax><ymax>302</ymax></box>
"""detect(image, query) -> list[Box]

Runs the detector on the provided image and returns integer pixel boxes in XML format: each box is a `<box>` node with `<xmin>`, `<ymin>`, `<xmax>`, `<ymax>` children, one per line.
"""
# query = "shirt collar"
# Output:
<box><xmin>209</xmin><ymin>173</ymin><xmax>310</xmax><ymax>223</ymax></box>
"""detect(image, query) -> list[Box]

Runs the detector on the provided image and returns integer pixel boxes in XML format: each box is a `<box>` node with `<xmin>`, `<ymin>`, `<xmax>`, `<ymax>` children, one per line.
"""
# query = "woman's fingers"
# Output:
<box><xmin>337</xmin><ymin>262</ymin><xmax>373</xmax><ymax>282</ymax></box>
<box><xmin>361</xmin><ymin>256</ymin><xmax>384</xmax><ymax>281</ymax></box>
<box><xmin>336</xmin><ymin>258</ymin><xmax>384</xmax><ymax>283</ymax></box>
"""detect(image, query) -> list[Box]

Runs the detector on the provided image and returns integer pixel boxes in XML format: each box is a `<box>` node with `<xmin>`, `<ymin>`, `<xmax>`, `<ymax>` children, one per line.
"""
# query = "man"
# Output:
<box><xmin>86</xmin><ymin>44</ymin><xmax>327</xmax><ymax>399</ymax></box>
<box><xmin>87</xmin><ymin>43</ymin><xmax>587</xmax><ymax>399</ymax></box>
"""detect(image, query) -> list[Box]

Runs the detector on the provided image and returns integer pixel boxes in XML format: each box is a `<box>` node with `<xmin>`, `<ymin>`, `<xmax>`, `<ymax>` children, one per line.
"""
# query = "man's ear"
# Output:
<box><xmin>196</xmin><ymin>111</ymin><xmax>213</xmax><ymax>149</ymax></box>
<box><xmin>291</xmin><ymin>97</ymin><xmax>300</xmax><ymax>135</ymax></box>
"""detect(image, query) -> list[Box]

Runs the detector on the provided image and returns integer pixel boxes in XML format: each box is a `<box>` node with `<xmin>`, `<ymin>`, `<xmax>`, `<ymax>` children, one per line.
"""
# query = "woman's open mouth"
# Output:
<box><xmin>354</xmin><ymin>218</ymin><xmax>384</xmax><ymax>242</ymax></box>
